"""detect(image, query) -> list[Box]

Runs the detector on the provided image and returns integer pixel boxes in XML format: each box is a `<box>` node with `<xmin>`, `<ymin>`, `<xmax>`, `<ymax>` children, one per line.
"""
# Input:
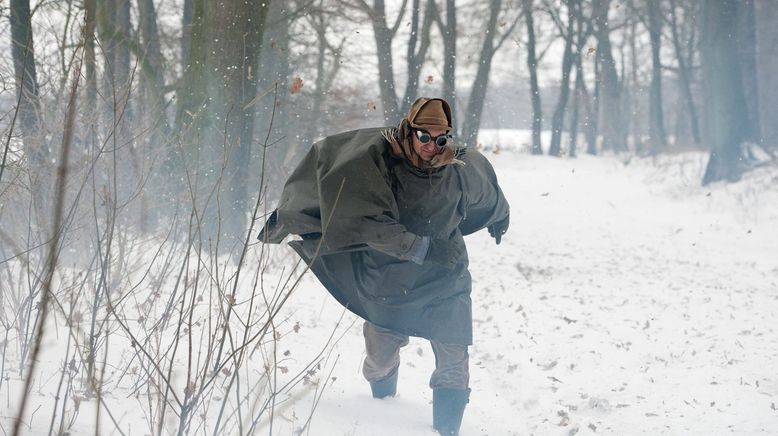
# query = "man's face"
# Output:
<box><xmin>412</xmin><ymin>127</ymin><xmax>448</xmax><ymax>162</ymax></box>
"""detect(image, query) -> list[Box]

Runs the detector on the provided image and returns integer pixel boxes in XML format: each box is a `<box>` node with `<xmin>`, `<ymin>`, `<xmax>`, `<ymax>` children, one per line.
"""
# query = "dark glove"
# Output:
<box><xmin>487</xmin><ymin>214</ymin><xmax>509</xmax><ymax>245</ymax></box>
<box><xmin>426</xmin><ymin>238</ymin><xmax>465</xmax><ymax>269</ymax></box>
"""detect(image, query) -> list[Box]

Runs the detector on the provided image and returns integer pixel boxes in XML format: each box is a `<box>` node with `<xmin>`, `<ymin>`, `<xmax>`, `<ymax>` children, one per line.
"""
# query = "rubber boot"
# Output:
<box><xmin>433</xmin><ymin>388</ymin><xmax>470</xmax><ymax>435</ymax></box>
<box><xmin>369</xmin><ymin>367</ymin><xmax>398</xmax><ymax>399</ymax></box>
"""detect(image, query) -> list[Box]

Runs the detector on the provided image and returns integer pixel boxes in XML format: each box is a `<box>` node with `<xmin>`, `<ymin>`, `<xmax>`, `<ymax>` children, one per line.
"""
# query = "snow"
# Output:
<box><xmin>2</xmin><ymin>131</ymin><xmax>777</xmax><ymax>435</ymax></box>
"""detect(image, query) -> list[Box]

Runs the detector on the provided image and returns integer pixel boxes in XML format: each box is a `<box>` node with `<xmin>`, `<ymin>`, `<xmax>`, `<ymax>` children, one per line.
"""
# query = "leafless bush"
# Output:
<box><xmin>0</xmin><ymin>59</ymin><xmax>336</xmax><ymax>436</ymax></box>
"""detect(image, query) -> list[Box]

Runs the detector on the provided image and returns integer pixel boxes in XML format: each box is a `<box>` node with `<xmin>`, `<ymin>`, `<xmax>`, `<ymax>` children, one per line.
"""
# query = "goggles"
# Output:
<box><xmin>414</xmin><ymin>129</ymin><xmax>452</xmax><ymax>148</ymax></box>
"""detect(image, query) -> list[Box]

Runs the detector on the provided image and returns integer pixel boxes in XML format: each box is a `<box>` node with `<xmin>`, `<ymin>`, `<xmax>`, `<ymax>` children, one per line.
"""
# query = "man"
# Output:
<box><xmin>259</xmin><ymin>97</ymin><xmax>509</xmax><ymax>435</ymax></box>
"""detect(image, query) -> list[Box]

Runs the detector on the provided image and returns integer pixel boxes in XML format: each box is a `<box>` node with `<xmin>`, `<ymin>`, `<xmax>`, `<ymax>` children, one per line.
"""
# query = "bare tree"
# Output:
<box><xmin>523</xmin><ymin>0</ymin><xmax>543</xmax><ymax>155</ymax></box>
<box><xmin>668</xmin><ymin>0</ymin><xmax>701</xmax><ymax>145</ymax></box>
<box><xmin>547</xmin><ymin>0</ymin><xmax>576</xmax><ymax>157</ymax></box>
<box><xmin>646</xmin><ymin>0</ymin><xmax>667</xmax><ymax>152</ymax></box>
<box><xmin>344</xmin><ymin>0</ymin><xmax>409</xmax><ymax>122</ymax></box>
<box><xmin>431</xmin><ymin>0</ymin><xmax>457</xmax><ymax>133</ymax></box>
<box><xmin>701</xmin><ymin>0</ymin><xmax>749</xmax><ymax>184</ymax></box>
<box><xmin>592</xmin><ymin>0</ymin><xmax>626</xmax><ymax>152</ymax></box>
<box><xmin>401</xmin><ymin>0</ymin><xmax>435</xmax><ymax>109</ymax></box>
<box><xmin>461</xmin><ymin>0</ymin><xmax>521</xmax><ymax>148</ymax></box>
<box><xmin>737</xmin><ymin>0</ymin><xmax>761</xmax><ymax>148</ymax></box>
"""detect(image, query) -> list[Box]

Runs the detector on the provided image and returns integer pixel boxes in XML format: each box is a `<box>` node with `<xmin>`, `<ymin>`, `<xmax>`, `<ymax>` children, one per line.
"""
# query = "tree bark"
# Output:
<box><xmin>174</xmin><ymin>0</ymin><xmax>207</xmax><ymax>140</ymax></box>
<box><xmin>549</xmin><ymin>0</ymin><xmax>576</xmax><ymax>157</ymax></box>
<box><xmin>10</xmin><ymin>0</ymin><xmax>44</xmax><ymax>164</ymax></box>
<box><xmin>668</xmin><ymin>0</ymin><xmax>701</xmax><ymax>145</ymax></box>
<box><xmin>432</xmin><ymin>0</ymin><xmax>457</xmax><ymax>134</ymax></box>
<box><xmin>182</xmin><ymin>0</ymin><xmax>193</xmax><ymax>73</ymax></box>
<box><xmin>586</xmin><ymin>49</ymin><xmax>600</xmax><ymax>155</ymax></box>
<box><xmin>737</xmin><ymin>0</ymin><xmax>761</xmax><ymax>146</ymax></box>
<box><xmin>366</xmin><ymin>0</ymin><xmax>405</xmax><ymax>122</ymax></box>
<box><xmin>701</xmin><ymin>0</ymin><xmax>748</xmax><ymax>185</ymax></box>
<box><xmin>84</xmin><ymin>0</ymin><xmax>98</xmax><ymax>151</ymax></box>
<box><xmin>647</xmin><ymin>0</ymin><xmax>667</xmax><ymax>152</ymax></box>
<box><xmin>401</xmin><ymin>0</ymin><xmax>434</xmax><ymax>109</ymax></box>
<box><xmin>592</xmin><ymin>0</ymin><xmax>626</xmax><ymax>152</ymax></box>
<box><xmin>138</xmin><ymin>0</ymin><xmax>168</xmax><ymax>135</ymax></box>
<box><xmin>208</xmin><ymin>0</ymin><xmax>270</xmax><ymax>238</ymax></box>
<box><xmin>523</xmin><ymin>0</ymin><xmax>543</xmax><ymax>155</ymax></box>
<box><xmin>461</xmin><ymin>0</ymin><xmax>503</xmax><ymax>148</ymax></box>
<box><xmin>755</xmin><ymin>0</ymin><xmax>778</xmax><ymax>152</ymax></box>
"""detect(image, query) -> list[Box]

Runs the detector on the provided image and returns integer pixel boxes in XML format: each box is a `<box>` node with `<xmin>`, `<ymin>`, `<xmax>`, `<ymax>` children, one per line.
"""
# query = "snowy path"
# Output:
<box><xmin>270</xmin><ymin>152</ymin><xmax>778</xmax><ymax>435</ymax></box>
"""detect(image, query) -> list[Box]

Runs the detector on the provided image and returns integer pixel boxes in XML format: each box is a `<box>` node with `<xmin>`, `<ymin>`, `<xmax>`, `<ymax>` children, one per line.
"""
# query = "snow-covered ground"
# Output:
<box><xmin>2</xmin><ymin>136</ymin><xmax>777</xmax><ymax>435</ymax></box>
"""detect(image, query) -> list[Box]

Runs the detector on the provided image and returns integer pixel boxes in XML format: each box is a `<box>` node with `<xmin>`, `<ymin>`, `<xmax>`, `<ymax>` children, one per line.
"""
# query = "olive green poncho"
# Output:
<box><xmin>259</xmin><ymin>127</ymin><xmax>509</xmax><ymax>345</ymax></box>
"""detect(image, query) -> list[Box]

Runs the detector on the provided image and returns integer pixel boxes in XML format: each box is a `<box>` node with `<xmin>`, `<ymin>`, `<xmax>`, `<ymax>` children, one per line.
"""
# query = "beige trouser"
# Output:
<box><xmin>362</xmin><ymin>321</ymin><xmax>469</xmax><ymax>390</ymax></box>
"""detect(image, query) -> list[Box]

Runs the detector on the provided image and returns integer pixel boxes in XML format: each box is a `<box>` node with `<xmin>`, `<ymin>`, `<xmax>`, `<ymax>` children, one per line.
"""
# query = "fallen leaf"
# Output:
<box><xmin>290</xmin><ymin>77</ymin><xmax>304</xmax><ymax>94</ymax></box>
<box><xmin>367</xmin><ymin>100</ymin><xmax>377</xmax><ymax>111</ymax></box>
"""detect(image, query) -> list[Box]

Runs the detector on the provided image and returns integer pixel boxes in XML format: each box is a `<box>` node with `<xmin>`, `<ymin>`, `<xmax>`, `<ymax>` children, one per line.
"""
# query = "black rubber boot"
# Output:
<box><xmin>433</xmin><ymin>388</ymin><xmax>470</xmax><ymax>435</ymax></box>
<box><xmin>369</xmin><ymin>367</ymin><xmax>398</xmax><ymax>399</ymax></box>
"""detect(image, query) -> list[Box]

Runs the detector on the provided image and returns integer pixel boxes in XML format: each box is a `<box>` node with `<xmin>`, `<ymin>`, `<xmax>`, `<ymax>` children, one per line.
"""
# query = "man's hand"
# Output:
<box><xmin>426</xmin><ymin>238</ymin><xmax>465</xmax><ymax>269</ymax></box>
<box><xmin>487</xmin><ymin>215</ymin><xmax>509</xmax><ymax>245</ymax></box>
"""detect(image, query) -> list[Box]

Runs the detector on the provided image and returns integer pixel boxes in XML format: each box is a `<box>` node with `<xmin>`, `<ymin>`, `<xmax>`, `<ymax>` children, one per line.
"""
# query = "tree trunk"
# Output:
<box><xmin>586</xmin><ymin>53</ymin><xmax>599</xmax><ymax>155</ymax></box>
<box><xmin>627</xmin><ymin>17</ymin><xmax>642</xmax><ymax>153</ymax></box>
<box><xmin>369</xmin><ymin>0</ymin><xmax>402</xmax><ymax>122</ymax></box>
<box><xmin>137</xmin><ymin>0</ymin><xmax>169</xmax><ymax>230</ymax></box>
<box><xmin>97</xmin><ymin>0</ymin><xmax>131</xmax><ymax>118</ymax></box>
<box><xmin>432</xmin><ymin>0</ymin><xmax>457</xmax><ymax>134</ymax></box>
<box><xmin>306</xmin><ymin>0</ymin><xmax>346</xmax><ymax>148</ymax></box>
<box><xmin>592</xmin><ymin>0</ymin><xmax>626</xmax><ymax>152</ymax></box>
<box><xmin>567</xmin><ymin>0</ymin><xmax>589</xmax><ymax>157</ymax></box>
<box><xmin>737</xmin><ymin>0</ymin><xmax>761</xmax><ymax>146</ymax></box>
<box><xmin>174</xmin><ymin>0</ymin><xmax>207</xmax><ymax>145</ymax></box>
<box><xmin>549</xmin><ymin>0</ymin><xmax>575</xmax><ymax>157</ymax></box>
<box><xmin>669</xmin><ymin>0</ymin><xmax>701</xmax><ymax>145</ymax></box>
<box><xmin>701</xmin><ymin>0</ymin><xmax>748</xmax><ymax>185</ymax></box>
<box><xmin>755</xmin><ymin>0</ymin><xmax>778</xmax><ymax>152</ymax></box>
<box><xmin>138</xmin><ymin>0</ymin><xmax>168</xmax><ymax>136</ymax></box>
<box><xmin>461</xmin><ymin>0</ymin><xmax>501</xmax><ymax>148</ymax></box>
<box><xmin>173</xmin><ymin>0</ymin><xmax>270</xmax><ymax>239</ymax></box>
<box><xmin>208</xmin><ymin>0</ymin><xmax>270</xmax><ymax>239</ymax></box>
<box><xmin>523</xmin><ymin>0</ymin><xmax>543</xmax><ymax>155</ymax></box>
<box><xmin>569</xmin><ymin>65</ymin><xmax>581</xmax><ymax>157</ymax></box>
<box><xmin>181</xmin><ymin>0</ymin><xmax>193</xmax><ymax>73</ymax></box>
<box><xmin>647</xmin><ymin>0</ymin><xmax>667</xmax><ymax>152</ymax></box>
<box><xmin>401</xmin><ymin>0</ymin><xmax>434</xmax><ymax>109</ymax></box>
<box><xmin>10</xmin><ymin>0</ymin><xmax>44</xmax><ymax>164</ymax></box>
<box><xmin>84</xmin><ymin>0</ymin><xmax>98</xmax><ymax>152</ymax></box>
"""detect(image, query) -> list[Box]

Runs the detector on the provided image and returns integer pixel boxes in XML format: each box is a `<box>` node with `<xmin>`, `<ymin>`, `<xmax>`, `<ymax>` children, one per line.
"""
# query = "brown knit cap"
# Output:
<box><xmin>406</xmin><ymin>97</ymin><xmax>452</xmax><ymax>131</ymax></box>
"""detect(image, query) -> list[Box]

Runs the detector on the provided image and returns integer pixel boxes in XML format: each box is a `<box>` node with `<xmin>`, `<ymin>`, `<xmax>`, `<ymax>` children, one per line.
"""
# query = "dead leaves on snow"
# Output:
<box><xmin>290</xmin><ymin>77</ymin><xmax>304</xmax><ymax>94</ymax></box>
